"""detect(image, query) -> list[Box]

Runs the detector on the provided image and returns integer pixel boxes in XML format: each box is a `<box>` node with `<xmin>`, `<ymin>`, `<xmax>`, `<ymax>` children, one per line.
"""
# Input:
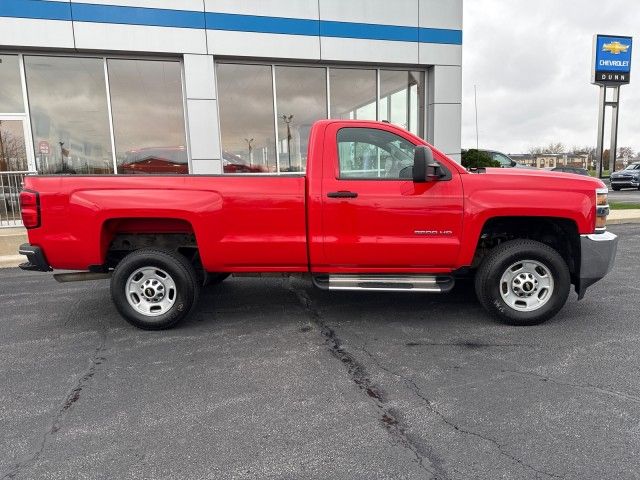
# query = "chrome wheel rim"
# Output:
<box><xmin>499</xmin><ymin>260</ymin><xmax>554</xmax><ymax>312</ymax></box>
<box><xmin>125</xmin><ymin>267</ymin><xmax>177</xmax><ymax>317</ymax></box>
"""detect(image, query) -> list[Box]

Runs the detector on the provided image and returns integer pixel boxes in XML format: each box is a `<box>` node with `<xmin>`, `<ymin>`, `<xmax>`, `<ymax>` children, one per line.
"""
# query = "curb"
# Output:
<box><xmin>0</xmin><ymin>255</ymin><xmax>25</xmax><ymax>269</ymax></box>
<box><xmin>608</xmin><ymin>218</ymin><xmax>640</xmax><ymax>225</ymax></box>
<box><xmin>608</xmin><ymin>209</ymin><xmax>640</xmax><ymax>225</ymax></box>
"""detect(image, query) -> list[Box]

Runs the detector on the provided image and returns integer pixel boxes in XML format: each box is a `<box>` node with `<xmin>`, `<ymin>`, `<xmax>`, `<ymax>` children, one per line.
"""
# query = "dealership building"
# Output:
<box><xmin>0</xmin><ymin>0</ymin><xmax>462</xmax><ymax>180</ymax></box>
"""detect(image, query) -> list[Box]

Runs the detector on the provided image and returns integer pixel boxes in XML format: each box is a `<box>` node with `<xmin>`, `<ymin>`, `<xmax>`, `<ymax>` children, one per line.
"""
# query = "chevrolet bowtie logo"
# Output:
<box><xmin>602</xmin><ymin>41</ymin><xmax>630</xmax><ymax>55</ymax></box>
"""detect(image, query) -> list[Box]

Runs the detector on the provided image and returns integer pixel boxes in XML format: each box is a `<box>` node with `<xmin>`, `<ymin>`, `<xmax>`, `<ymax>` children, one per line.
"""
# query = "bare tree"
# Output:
<box><xmin>618</xmin><ymin>146</ymin><xmax>635</xmax><ymax>160</ymax></box>
<box><xmin>528</xmin><ymin>142</ymin><xmax>566</xmax><ymax>155</ymax></box>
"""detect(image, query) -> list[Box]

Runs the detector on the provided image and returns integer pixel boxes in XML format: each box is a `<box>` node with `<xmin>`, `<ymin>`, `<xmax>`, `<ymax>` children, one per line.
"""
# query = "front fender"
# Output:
<box><xmin>457</xmin><ymin>189</ymin><xmax>594</xmax><ymax>266</ymax></box>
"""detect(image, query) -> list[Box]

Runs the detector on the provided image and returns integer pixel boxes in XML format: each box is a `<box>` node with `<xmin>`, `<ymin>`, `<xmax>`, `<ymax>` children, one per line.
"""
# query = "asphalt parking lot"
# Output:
<box><xmin>1</xmin><ymin>224</ymin><xmax>639</xmax><ymax>480</ymax></box>
<box><xmin>607</xmin><ymin>187</ymin><xmax>640</xmax><ymax>204</ymax></box>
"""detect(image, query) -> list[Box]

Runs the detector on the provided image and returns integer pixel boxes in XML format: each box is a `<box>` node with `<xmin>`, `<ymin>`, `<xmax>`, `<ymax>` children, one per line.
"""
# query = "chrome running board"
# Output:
<box><xmin>313</xmin><ymin>274</ymin><xmax>454</xmax><ymax>293</ymax></box>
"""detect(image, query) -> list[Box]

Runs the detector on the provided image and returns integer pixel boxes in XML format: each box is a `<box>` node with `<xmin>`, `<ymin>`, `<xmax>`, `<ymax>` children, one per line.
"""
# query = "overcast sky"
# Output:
<box><xmin>462</xmin><ymin>0</ymin><xmax>639</xmax><ymax>154</ymax></box>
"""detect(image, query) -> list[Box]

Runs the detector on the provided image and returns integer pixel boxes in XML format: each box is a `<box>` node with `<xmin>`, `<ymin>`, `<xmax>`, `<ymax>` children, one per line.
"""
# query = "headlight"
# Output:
<box><xmin>595</xmin><ymin>187</ymin><xmax>609</xmax><ymax>232</ymax></box>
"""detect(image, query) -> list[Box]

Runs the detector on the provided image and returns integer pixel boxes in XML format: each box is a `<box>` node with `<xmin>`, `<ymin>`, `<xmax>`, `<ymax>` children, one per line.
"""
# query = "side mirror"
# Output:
<box><xmin>413</xmin><ymin>146</ymin><xmax>442</xmax><ymax>182</ymax></box>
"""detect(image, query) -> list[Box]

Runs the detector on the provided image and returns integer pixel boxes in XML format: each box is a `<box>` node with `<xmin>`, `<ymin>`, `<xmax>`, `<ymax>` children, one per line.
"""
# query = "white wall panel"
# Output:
<box><xmin>187</xmin><ymin>99</ymin><xmax>221</xmax><ymax>160</ymax></box>
<box><xmin>73</xmin><ymin>22</ymin><xmax>207</xmax><ymax>54</ymax></box>
<box><xmin>320</xmin><ymin>38</ymin><xmax>418</xmax><ymax>64</ymax></box>
<box><xmin>70</xmin><ymin>0</ymin><xmax>204</xmax><ymax>10</ymax></box>
<box><xmin>184</xmin><ymin>55</ymin><xmax>216</xmax><ymax>99</ymax></box>
<box><xmin>429</xmin><ymin>103</ymin><xmax>461</xmax><ymax>156</ymax></box>
<box><xmin>419</xmin><ymin>0</ymin><xmax>463</xmax><ymax>30</ymax></box>
<box><xmin>419</xmin><ymin>43</ymin><xmax>462</xmax><ymax>66</ymax></box>
<box><xmin>319</xmin><ymin>0</ymin><xmax>418</xmax><ymax>26</ymax></box>
<box><xmin>429</xmin><ymin>66</ymin><xmax>461</xmax><ymax>104</ymax></box>
<box><xmin>191</xmin><ymin>158</ymin><xmax>223</xmax><ymax>174</ymax></box>
<box><xmin>205</xmin><ymin>0</ymin><xmax>318</xmax><ymax>19</ymax></box>
<box><xmin>207</xmin><ymin>30</ymin><xmax>320</xmax><ymax>60</ymax></box>
<box><xmin>0</xmin><ymin>18</ymin><xmax>74</xmax><ymax>49</ymax></box>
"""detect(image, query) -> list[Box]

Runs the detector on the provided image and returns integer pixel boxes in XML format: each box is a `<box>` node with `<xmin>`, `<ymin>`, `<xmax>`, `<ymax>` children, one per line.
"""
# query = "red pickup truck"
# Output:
<box><xmin>18</xmin><ymin>120</ymin><xmax>617</xmax><ymax>330</ymax></box>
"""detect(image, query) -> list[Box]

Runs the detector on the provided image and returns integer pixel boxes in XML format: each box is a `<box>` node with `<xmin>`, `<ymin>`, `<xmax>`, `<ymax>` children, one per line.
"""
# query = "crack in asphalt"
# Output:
<box><xmin>406</xmin><ymin>341</ymin><xmax>537</xmax><ymax>348</ymax></box>
<box><xmin>288</xmin><ymin>281</ymin><xmax>448</xmax><ymax>479</ymax></box>
<box><xmin>501</xmin><ymin>369</ymin><xmax>640</xmax><ymax>405</ymax></box>
<box><xmin>1</xmin><ymin>327</ymin><xmax>108</xmax><ymax>480</ymax></box>
<box><xmin>357</xmin><ymin>345</ymin><xmax>565</xmax><ymax>479</ymax></box>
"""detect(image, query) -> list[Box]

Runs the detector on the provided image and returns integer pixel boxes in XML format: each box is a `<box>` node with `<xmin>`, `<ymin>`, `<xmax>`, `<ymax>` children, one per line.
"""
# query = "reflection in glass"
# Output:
<box><xmin>217</xmin><ymin>64</ymin><xmax>276</xmax><ymax>173</ymax></box>
<box><xmin>0</xmin><ymin>120</ymin><xmax>27</xmax><ymax>172</ymax></box>
<box><xmin>275</xmin><ymin>66</ymin><xmax>327</xmax><ymax>172</ymax></box>
<box><xmin>379</xmin><ymin>70</ymin><xmax>425</xmax><ymax>136</ymax></box>
<box><xmin>25</xmin><ymin>56</ymin><xmax>113</xmax><ymax>174</ymax></box>
<box><xmin>108</xmin><ymin>60</ymin><xmax>188</xmax><ymax>174</ymax></box>
<box><xmin>0</xmin><ymin>55</ymin><xmax>24</xmax><ymax>113</ymax></box>
<box><xmin>337</xmin><ymin>127</ymin><xmax>415</xmax><ymax>179</ymax></box>
<box><xmin>329</xmin><ymin>68</ymin><xmax>376</xmax><ymax>120</ymax></box>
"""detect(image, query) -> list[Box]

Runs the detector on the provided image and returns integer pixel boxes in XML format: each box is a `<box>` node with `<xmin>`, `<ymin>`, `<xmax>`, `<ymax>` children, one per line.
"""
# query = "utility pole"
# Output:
<box><xmin>0</xmin><ymin>121</ymin><xmax>6</xmax><ymax>171</ymax></box>
<box><xmin>281</xmin><ymin>114</ymin><xmax>294</xmax><ymax>171</ymax></box>
<box><xmin>474</xmin><ymin>85</ymin><xmax>479</xmax><ymax>150</ymax></box>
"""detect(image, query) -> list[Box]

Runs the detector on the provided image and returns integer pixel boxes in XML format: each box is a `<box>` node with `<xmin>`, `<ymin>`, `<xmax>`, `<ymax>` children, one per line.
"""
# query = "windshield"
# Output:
<box><xmin>624</xmin><ymin>164</ymin><xmax>640</xmax><ymax>170</ymax></box>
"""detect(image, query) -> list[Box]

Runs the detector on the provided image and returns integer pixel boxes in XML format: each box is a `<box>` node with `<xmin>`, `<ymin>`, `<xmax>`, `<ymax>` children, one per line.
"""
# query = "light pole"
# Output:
<box><xmin>0</xmin><ymin>121</ymin><xmax>6</xmax><ymax>171</ymax></box>
<box><xmin>59</xmin><ymin>141</ymin><xmax>66</xmax><ymax>173</ymax></box>
<box><xmin>281</xmin><ymin>114</ymin><xmax>293</xmax><ymax>171</ymax></box>
<box><xmin>244</xmin><ymin>138</ymin><xmax>254</xmax><ymax>167</ymax></box>
<box><xmin>474</xmin><ymin>85</ymin><xmax>479</xmax><ymax>151</ymax></box>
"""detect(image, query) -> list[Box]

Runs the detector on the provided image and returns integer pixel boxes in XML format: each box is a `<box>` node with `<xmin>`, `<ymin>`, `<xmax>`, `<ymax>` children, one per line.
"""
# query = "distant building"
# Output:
<box><xmin>510</xmin><ymin>153</ymin><xmax>591</xmax><ymax>169</ymax></box>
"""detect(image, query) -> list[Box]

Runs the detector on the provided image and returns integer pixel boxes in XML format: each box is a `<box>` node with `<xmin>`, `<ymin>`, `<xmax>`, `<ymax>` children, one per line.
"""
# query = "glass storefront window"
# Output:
<box><xmin>0</xmin><ymin>55</ymin><xmax>24</xmax><ymax>113</ymax></box>
<box><xmin>108</xmin><ymin>59</ymin><xmax>188</xmax><ymax>175</ymax></box>
<box><xmin>275</xmin><ymin>66</ymin><xmax>327</xmax><ymax>172</ymax></box>
<box><xmin>0</xmin><ymin>120</ymin><xmax>28</xmax><ymax>172</ymax></box>
<box><xmin>24</xmin><ymin>56</ymin><xmax>113</xmax><ymax>174</ymax></box>
<box><xmin>329</xmin><ymin>68</ymin><xmax>377</xmax><ymax>121</ymax></box>
<box><xmin>217</xmin><ymin>63</ymin><xmax>277</xmax><ymax>173</ymax></box>
<box><xmin>379</xmin><ymin>70</ymin><xmax>425</xmax><ymax>136</ymax></box>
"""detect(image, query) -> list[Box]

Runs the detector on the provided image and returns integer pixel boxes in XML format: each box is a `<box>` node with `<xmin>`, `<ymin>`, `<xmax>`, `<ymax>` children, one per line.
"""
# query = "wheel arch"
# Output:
<box><xmin>99</xmin><ymin>217</ymin><xmax>199</xmax><ymax>271</ymax></box>
<box><xmin>470</xmin><ymin>216</ymin><xmax>581</xmax><ymax>284</ymax></box>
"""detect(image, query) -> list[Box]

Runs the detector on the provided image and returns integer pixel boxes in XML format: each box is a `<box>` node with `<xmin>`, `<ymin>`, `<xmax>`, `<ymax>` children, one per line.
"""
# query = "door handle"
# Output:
<box><xmin>327</xmin><ymin>191</ymin><xmax>358</xmax><ymax>199</ymax></box>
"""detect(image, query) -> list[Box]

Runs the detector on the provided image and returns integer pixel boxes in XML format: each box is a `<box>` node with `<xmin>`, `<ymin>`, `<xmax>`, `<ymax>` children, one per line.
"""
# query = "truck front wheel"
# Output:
<box><xmin>111</xmin><ymin>248</ymin><xmax>200</xmax><ymax>330</ymax></box>
<box><xmin>475</xmin><ymin>240</ymin><xmax>570</xmax><ymax>326</ymax></box>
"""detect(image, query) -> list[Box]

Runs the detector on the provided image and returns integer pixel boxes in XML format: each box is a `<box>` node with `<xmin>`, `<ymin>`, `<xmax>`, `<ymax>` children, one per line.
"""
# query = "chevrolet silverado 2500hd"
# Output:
<box><xmin>18</xmin><ymin>120</ymin><xmax>617</xmax><ymax>329</ymax></box>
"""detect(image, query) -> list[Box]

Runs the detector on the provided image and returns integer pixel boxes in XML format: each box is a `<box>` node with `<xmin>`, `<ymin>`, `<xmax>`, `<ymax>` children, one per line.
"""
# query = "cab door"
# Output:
<box><xmin>319</xmin><ymin>123</ymin><xmax>463</xmax><ymax>270</ymax></box>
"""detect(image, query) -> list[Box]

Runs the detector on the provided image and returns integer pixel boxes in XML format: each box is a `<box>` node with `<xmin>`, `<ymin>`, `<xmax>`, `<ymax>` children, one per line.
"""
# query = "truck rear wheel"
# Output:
<box><xmin>111</xmin><ymin>248</ymin><xmax>200</xmax><ymax>330</ymax></box>
<box><xmin>475</xmin><ymin>240</ymin><xmax>570</xmax><ymax>326</ymax></box>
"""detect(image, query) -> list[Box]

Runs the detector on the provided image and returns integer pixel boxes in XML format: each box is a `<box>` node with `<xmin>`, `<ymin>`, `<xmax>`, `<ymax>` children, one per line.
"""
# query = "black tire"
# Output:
<box><xmin>110</xmin><ymin>248</ymin><xmax>200</xmax><ymax>330</ymax></box>
<box><xmin>612</xmin><ymin>186</ymin><xmax>621</xmax><ymax>191</ymax></box>
<box><xmin>474</xmin><ymin>239</ymin><xmax>570</xmax><ymax>326</ymax></box>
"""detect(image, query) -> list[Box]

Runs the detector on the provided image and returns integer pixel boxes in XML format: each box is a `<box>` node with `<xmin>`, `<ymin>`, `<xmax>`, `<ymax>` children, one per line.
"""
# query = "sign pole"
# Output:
<box><xmin>609</xmin><ymin>87</ymin><xmax>620</xmax><ymax>174</ymax></box>
<box><xmin>595</xmin><ymin>86</ymin><xmax>606</xmax><ymax>178</ymax></box>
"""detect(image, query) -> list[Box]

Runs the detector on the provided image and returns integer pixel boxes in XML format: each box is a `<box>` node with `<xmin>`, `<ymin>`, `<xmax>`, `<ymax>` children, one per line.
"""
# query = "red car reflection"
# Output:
<box><xmin>119</xmin><ymin>147</ymin><xmax>269</xmax><ymax>174</ymax></box>
<box><xmin>120</xmin><ymin>147</ymin><xmax>188</xmax><ymax>174</ymax></box>
<box><xmin>223</xmin><ymin>151</ymin><xmax>266</xmax><ymax>173</ymax></box>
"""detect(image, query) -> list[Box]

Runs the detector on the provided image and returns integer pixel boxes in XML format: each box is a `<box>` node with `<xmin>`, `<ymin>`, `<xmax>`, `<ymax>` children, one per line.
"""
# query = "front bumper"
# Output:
<box><xmin>611</xmin><ymin>178</ymin><xmax>640</xmax><ymax>188</ymax></box>
<box><xmin>576</xmin><ymin>232</ymin><xmax>618</xmax><ymax>299</ymax></box>
<box><xmin>18</xmin><ymin>243</ymin><xmax>52</xmax><ymax>272</ymax></box>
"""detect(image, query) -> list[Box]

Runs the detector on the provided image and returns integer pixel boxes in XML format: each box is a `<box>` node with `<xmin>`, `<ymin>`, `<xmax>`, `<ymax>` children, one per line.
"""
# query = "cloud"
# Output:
<box><xmin>462</xmin><ymin>0</ymin><xmax>640</xmax><ymax>154</ymax></box>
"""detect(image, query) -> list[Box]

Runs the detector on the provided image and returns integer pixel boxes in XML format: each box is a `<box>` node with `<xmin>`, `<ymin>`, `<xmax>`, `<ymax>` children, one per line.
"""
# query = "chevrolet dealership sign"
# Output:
<box><xmin>592</xmin><ymin>34</ymin><xmax>632</xmax><ymax>84</ymax></box>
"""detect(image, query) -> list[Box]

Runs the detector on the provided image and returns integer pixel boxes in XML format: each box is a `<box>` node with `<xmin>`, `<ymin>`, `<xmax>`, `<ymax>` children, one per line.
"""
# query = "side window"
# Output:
<box><xmin>337</xmin><ymin>128</ymin><xmax>416</xmax><ymax>179</ymax></box>
<box><xmin>492</xmin><ymin>153</ymin><xmax>512</xmax><ymax>167</ymax></box>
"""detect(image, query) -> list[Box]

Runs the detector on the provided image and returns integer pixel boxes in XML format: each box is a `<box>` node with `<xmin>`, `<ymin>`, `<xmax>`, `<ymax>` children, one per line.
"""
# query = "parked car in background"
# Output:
<box><xmin>480</xmin><ymin>150</ymin><xmax>531</xmax><ymax>168</ymax></box>
<box><xmin>610</xmin><ymin>162</ymin><xmax>640</xmax><ymax>190</ymax></box>
<box><xmin>551</xmin><ymin>166</ymin><xmax>590</xmax><ymax>176</ymax></box>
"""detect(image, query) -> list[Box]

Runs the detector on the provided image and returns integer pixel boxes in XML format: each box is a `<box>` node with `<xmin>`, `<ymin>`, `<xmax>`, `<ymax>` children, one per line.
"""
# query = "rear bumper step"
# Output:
<box><xmin>313</xmin><ymin>274</ymin><xmax>454</xmax><ymax>292</ymax></box>
<box><xmin>18</xmin><ymin>244</ymin><xmax>52</xmax><ymax>272</ymax></box>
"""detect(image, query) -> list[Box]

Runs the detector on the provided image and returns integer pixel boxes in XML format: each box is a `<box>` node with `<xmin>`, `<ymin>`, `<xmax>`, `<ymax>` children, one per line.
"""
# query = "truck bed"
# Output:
<box><xmin>23</xmin><ymin>175</ymin><xmax>309</xmax><ymax>272</ymax></box>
